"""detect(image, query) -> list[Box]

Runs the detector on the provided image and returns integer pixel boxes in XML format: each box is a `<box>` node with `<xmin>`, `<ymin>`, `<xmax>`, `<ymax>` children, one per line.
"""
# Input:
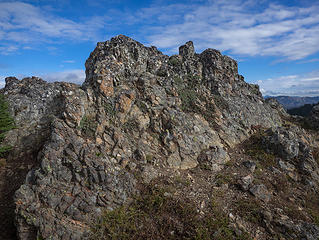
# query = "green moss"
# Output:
<box><xmin>0</xmin><ymin>94</ymin><xmax>15</xmax><ymax>157</ymax></box>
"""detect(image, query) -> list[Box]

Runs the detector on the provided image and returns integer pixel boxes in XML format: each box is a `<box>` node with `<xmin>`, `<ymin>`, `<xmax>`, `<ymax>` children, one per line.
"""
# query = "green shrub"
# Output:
<box><xmin>244</xmin><ymin>130</ymin><xmax>276</xmax><ymax>169</ymax></box>
<box><xmin>172</xmin><ymin>74</ymin><xmax>219</xmax><ymax>128</ymax></box>
<box><xmin>79</xmin><ymin>114</ymin><xmax>97</xmax><ymax>138</ymax></box>
<box><xmin>173</xmin><ymin>76</ymin><xmax>184</xmax><ymax>88</ymax></box>
<box><xmin>0</xmin><ymin>94</ymin><xmax>15</xmax><ymax>157</ymax></box>
<box><xmin>235</xmin><ymin>199</ymin><xmax>263</xmax><ymax>224</ymax></box>
<box><xmin>215</xmin><ymin>173</ymin><xmax>233</xmax><ymax>186</ymax></box>
<box><xmin>174</xmin><ymin>74</ymin><xmax>201</xmax><ymax>113</ymax></box>
<box><xmin>156</xmin><ymin>69</ymin><xmax>167</xmax><ymax>77</ymax></box>
<box><xmin>104</xmin><ymin>101</ymin><xmax>116</xmax><ymax>119</ymax></box>
<box><xmin>179</xmin><ymin>88</ymin><xmax>200</xmax><ymax>112</ymax></box>
<box><xmin>168</xmin><ymin>55</ymin><xmax>181</xmax><ymax>67</ymax></box>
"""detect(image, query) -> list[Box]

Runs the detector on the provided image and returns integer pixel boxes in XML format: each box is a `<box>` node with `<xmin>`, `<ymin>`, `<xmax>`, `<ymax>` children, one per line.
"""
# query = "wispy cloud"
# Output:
<box><xmin>40</xmin><ymin>69</ymin><xmax>85</xmax><ymax>84</ymax></box>
<box><xmin>62</xmin><ymin>60</ymin><xmax>75</xmax><ymax>64</ymax></box>
<box><xmin>2</xmin><ymin>1</ymin><xmax>319</xmax><ymax>61</ymax></box>
<box><xmin>0</xmin><ymin>2</ymin><xmax>105</xmax><ymax>54</ymax></box>
<box><xmin>0</xmin><ymin>45</ymin><xmax>18</xmax><ymax>55</ymax></box>
<box><xmin>256</xmin><ymin>70</ymin><xmax>319</xmax><ymax>96</ymax></box>
<box><xmin>133</xmin><ymin>0</ymin><xmax>319</xmax><ymax>60</ymax></box>
<box><xmin>297</xmin><ymin>58</ymin><xmax>319</xmax><ymax>64</ymax></box>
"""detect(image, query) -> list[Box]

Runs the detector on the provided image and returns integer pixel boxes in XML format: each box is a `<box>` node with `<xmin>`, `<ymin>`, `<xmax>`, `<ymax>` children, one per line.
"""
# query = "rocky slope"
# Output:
<box><xmin>0</xmin><ymin>35</ymin><xmax>318</xmax><ymax>239</ymax></box>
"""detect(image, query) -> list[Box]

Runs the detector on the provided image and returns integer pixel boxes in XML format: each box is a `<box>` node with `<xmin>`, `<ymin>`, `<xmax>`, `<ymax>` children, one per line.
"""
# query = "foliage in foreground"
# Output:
<box><xmin>91</xmin><ymin>184</ymin><xmax>251</xmax><ymax>240</ymax></box>
<box><xmin>0</xmin><ymin>94</ymin><xmax>14</xmax><ymax>157</ymax></box>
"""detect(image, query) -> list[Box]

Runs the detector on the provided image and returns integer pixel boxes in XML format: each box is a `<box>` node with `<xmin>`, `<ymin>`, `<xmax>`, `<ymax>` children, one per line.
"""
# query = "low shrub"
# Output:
<box><xmin>79</xmin><ymin>114</ymin><xmax>97</xmax><ymax>138</ymax></box>
<box><xmin>168</xmin><ymin>55</ymin><xmax>181</xmax><ymax>68</ymax></box>
<box><xmin>0</xmin><ymin>94</ymin><xmax>15</xmax><ymax>157</ymax></box>
<box><xmin>91</xmin><ymin>184</ymin><xmax>251</xmax><ymax>240</ymax></box>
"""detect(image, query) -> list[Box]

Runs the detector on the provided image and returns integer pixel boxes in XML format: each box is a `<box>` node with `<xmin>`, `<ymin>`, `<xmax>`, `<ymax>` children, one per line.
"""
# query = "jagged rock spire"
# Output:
<box><xmin>179</xmin><ymin>41</ymin><xmax>195</xmax><ymax>58</ymax></box>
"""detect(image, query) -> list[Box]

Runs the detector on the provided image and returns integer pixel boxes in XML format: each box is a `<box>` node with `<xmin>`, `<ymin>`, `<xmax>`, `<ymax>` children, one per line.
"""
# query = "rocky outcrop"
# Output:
<box><xmin>0</xmin><ymin>35</ymin><xmax>317</xmax><ymax>239</ymax></box>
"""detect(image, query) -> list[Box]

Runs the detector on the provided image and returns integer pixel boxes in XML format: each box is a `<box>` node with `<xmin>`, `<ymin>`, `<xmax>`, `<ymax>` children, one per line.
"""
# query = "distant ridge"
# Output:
<box><xmin>264</xmin><ymin>95</ymin><xmax>319</xmax><ymax>109</ymax></box>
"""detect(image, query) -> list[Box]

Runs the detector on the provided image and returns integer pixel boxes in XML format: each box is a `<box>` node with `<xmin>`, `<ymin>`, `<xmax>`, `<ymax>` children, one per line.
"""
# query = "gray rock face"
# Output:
<box><xmin>198</xmin><ymin>145</ymin><xmax>230</xmax><ymax>171</ymax></box>
<box><xmin>2</xmin><ymin>77</ymin><xmax>66</xmax><ymax>158</ymax></box>
<box><xmin>265</xmin><ymin>98</ymin><xmax>289</xmax><ymax>118</ymax></box>
<box><xmin>262</xmin><ymin>126</ymin><xmax>319</xmax><ymax>184</ymax></box>
<box><xmin>2</xmin><ymin>35</ymin><xmax>289</xmax><ymax>239</ymax></box>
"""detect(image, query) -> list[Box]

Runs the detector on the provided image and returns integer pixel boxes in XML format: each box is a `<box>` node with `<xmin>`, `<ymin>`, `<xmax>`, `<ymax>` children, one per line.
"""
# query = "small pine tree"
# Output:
<box><xmin>0</xmin><ymin>94</ymin><xmax>15</xmax><ymax>157</ymax></box>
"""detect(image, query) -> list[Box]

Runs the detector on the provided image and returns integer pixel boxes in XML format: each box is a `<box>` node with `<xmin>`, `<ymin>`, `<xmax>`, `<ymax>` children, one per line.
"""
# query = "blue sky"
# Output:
<box><xmin>0</xmin><ymin>0</ymin><xmax>319</xmax><ymax>96</ymax></box>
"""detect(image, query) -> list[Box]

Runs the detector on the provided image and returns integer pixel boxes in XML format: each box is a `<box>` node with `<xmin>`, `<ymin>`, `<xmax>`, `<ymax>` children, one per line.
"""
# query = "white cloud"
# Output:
<box><xmin>0</xmin><ymin>2</ymin><xmax>105</xmax><ymax>54</ymax></box>
<box><xmin>63</xmin><ymin>60</ymin><xmax>75</xmax><ymax>63</ymax></box>
<box><xmin>0</xmin><ymin>76</ymin><xmax>5</xmax><ymax>89</ymax></box>
<box><xmin>40</xmin><ymin>69</ymin><xmax>85</xmax><ymax>84</ymax></box>
<box><xmin>2</xmin><ymin>1</ymin><xmax>319</xmax><ymax>60</ymax></box>
<box><xmin>298</xmin><ymin>58</ymin><xmax>319</xmax><ymax>64</ymax></box>
<box><xmin>255</xmin><ymin>70</ymin><xmax>319</xmax><ymax>96</ymax></box>
<box><xmin>135</xmin><ymin>0</ymin><xmax>319</xmax><ymax>60</ymax></box>
<box><xmin>0</xmin><ymin>45</ymin><xmax>18</xmax><ymax>55</ymax></box>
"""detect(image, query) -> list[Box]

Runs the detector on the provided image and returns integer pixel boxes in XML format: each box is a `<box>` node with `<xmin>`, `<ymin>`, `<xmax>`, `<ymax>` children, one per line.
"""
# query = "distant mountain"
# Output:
<box><xmin>264</xmin><ymin>96</ymin><xmax>319</xmax><ymax>109</ymax></box>
<box><xmin>287</xmin><ymin>103</ymin><xmax>315</xmax><ymax>117</ymax></box>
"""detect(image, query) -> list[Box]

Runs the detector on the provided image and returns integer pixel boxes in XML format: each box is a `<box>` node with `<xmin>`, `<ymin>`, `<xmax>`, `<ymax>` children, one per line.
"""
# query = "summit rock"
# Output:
<box><xmin>0</xmin><ymin>35</ymin><xmax>318</xmax><ymax>239</ymax></box>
